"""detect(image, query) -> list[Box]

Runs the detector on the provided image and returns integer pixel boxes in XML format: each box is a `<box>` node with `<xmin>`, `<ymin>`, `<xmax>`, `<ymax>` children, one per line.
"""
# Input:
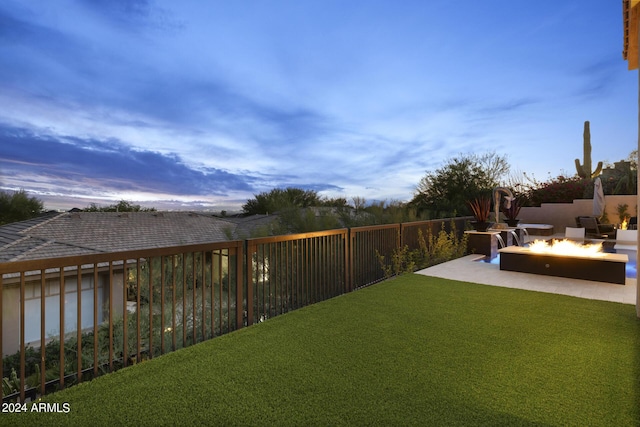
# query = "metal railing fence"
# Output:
<box><xmin>1</xmin><ymin>217</ymin><xmax>469</xmax><ymax>403</ymax></box>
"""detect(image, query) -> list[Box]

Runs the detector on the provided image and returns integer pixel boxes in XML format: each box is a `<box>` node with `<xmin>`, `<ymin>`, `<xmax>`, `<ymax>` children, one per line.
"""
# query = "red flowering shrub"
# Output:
<box><xmin>525</xmin><ymin>175</ymin><xmax>590</xmax><ymax>206</ymax></box>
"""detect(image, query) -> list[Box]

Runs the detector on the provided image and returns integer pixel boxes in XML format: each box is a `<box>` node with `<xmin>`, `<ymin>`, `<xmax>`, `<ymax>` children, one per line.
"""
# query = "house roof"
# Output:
<box><xmin>0</xmin><ymin>211</ymin><xmax>278</xmax><ymax>262</ymax></box>
<box><xmin>623</xmin><ymin>0</ymin><xmax>640</xmax><ymax>70</ymax></box>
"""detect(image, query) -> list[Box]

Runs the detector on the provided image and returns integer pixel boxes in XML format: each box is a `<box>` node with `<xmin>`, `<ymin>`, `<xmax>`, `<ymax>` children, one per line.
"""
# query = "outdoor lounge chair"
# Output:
<box><xmin>629</xmin><ymin>217</ymin><xmax>637</xmax><ymax>230</ymax></box>
<box><xmin>614</xmin><ymin>229</ymin><xmax>637</xmax><ymax>251</ymax></box>
<box><xmin>564</xmin><ymin>227</ymin><xmax>585</xmax><ymax>241</ymax></box>
<box><xmin>578</xmin><ymin>216</ymin><xmax>616</xmax><ymax>239</ymax></box>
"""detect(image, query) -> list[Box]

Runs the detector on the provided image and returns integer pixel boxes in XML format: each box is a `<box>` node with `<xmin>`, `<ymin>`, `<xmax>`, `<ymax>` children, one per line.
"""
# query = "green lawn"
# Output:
<box><xmin>4</xmin><ymin>274</ymin><xmax>640</xmax><ymax>426</ymax></box>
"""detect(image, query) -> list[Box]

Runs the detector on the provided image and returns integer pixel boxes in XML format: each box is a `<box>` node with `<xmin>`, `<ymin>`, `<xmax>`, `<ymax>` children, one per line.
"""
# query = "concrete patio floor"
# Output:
<box><xmin>416</xmin><ymin>233</ymin><xmax>637</xmax><ymax>305</ymax></box>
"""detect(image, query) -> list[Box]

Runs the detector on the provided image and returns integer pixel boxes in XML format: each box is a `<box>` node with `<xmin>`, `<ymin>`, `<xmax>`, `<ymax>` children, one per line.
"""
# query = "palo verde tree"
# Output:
<box><xmin>0</xmin><ymin>189</ymin><xmax>44</xmax><ymax>225</ymax></box>
<box><xmin>242</xmin><ymin>187</ymin><xmax>347</xmax><ymax>215</ymax></box>
<box><xmin>410</xmin><ymin>151</ymin><xmax>509</xmax><ymax>218</ymax></box>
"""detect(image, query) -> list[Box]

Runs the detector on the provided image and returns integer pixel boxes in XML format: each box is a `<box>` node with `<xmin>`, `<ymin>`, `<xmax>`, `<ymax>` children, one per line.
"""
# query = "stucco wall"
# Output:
<box><xmin>518</xmin><ymin>195</ymin><xmax>638</xmax><ymax>233</ymax></box>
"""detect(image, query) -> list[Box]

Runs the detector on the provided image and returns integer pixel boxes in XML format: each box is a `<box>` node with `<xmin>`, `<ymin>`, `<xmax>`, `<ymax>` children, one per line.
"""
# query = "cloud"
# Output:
<box><xmin>572</xmin><ymin>57</ymin><xmax>621</xmax><ymax>100</ymax></box>
<box><xmin>0</xmin><ymin>5</ymin><xmax>33</xmax><ymax>42</ymax></box>
<box><xmin>0</xmin><ymin>2</ymin><xmax>333</xmax><ymax>167</ymax></box>
<box><xmin>0</xmin><ymin>125</ymin><xmax>258</xmax><ymax>197</ymax></box>
<box><xmin>79</xmin><ymin>0</ymin><xmax>154</xmax><ymax>20</ymax></box>
<box><xmin>126</xmin><ymin>78</ymin><xmax>331</xmax><ymax>148</ymax></box>
<box><xmin>0</xmin><ymin>1</ymin><xmax>634</xmax><ymax>211</ymax></box>
<box><xmin>474</xmin><ymin>98</ymin><xmax>540</xmax><ymax>117</ymax></box>
<box><xmin>77</xmin><ymin>0</ymin><xmax>181</xmax><ymax>32</ymax></box>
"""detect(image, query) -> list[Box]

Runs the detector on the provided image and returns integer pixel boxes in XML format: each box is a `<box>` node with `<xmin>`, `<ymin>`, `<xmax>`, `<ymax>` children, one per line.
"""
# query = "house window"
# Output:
<box><xmin>22</xmin><ymin>275</ymin><xmax>105</xmax><ymax>346</ymax></box>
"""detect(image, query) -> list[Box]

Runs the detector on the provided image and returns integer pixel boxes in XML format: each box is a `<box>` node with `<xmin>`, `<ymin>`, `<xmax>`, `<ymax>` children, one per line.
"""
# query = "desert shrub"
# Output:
<box><xmin>377</xmin><ymin>245</ymin><xmax>416</xmax><ymax>278</ymax></box>
<box><xmin>377</xmin><ymin>222</ymin><xmax>467</xmax><ymax>278</ymax></box>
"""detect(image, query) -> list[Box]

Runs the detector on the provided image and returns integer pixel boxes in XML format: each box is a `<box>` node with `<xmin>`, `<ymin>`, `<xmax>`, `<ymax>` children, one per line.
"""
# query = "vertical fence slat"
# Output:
<box><xmin>149</xmin><ymin>258</ymin><xmax>154</xmax><ymax>357</ymax></box>
<box><xmin>235</xmin><ymin>246</ymin><xmax>243</xmax><ymax>330</ymax></box>
<box><xmin>58</xmin><ymin>268</ymin><xmax>65</xmax><ymax>389</ymax></box>
<box><xmin>201</xmin><ymin>252</ymin><xmax>206</xmax><ymax>341</ymax></box>
<box><xmin>20</xmin><ymin>272</ymin><xmax>26</xmax><ymax>401</ymax></box>
<box><xmin>246</xmin><ymin>244</ymin><xmax>254</xmax><ymax>326</ymax></box>
<box><xmin>182</xmin><ymin>254</ymin><xmax>187</xmax><ymax>348</ymax></box>
<box><xmin>215</xmin><ymin>251</ymin><xmax>219</xmax><ymax>336</ymax></box>
<box><xmin>108</xmin><ymin>262</ymin><xmax>114</xmax><ymax>372</ymax></box>
<box><xmin>39</xmin><ymin>270</ymin><xmax>45</xmax><ymax>396</ymax></box>
<box><xmin>172</xmin><ymin>255</ymin><xmax>177</xmax><ymax>351</ymax></box>
<box><xmin>272</xmin><ymin>243</ymin><xmax>277</xmax><ymax>317</ymax></box>
<box><xmin>218</xmin><ymin>252</ymin><xmax>224</xmax><ymax>335</ymax></box>
<box><xmin>123</xmin><ymin>259</ymin><xmax>129</xmax><ymax>367</ymax></box>
<box><xmin>271</xmin><ymin>243</ymin><xmax>275</xmax><ymax>317</ymax></box>
<box><xmin>93</xmin><ymin>265</ymin><xmax>99</xmax><ymax>377</ymax></box>
<box><xmin>227</xmin><ymin>249</ymin><xmax>232</xmax><ymax>330</ymax></box>
<box><xmin>191</xmin><ymin>253</ymin><xmax>196</xmax><ymax>344</ymax></box>
<box><xmin>305</xmin><ymin>238</ymin><xmax>310</xmax><ymax>305</ymax></box>
<box><xmin>76</xmin><ymin>265</ymin><xmax>82</xmax><ymax>382</ymax></box>
<box><xmin>312</xmin><ymin>237</ymin><xmax>317</xmax><ymax>303</ymax></box>
<box><xmin>136</xmin><ymin>259</ymin><xmax>142</xmax><ymax>362</ymax></box>
<box><xmin>262</xmin><ymin>245</ymin><xmax>267</xmax><ymax>321</ymax></box>
<box><xmin>285</xmin><ymin>241</ymin><xmax>289</xmax><ymax>313</ymax></box>
<box><xmin>160</xmin><ymin>256</ymin><xmax>165</xmax><ymax>355</ymax></box>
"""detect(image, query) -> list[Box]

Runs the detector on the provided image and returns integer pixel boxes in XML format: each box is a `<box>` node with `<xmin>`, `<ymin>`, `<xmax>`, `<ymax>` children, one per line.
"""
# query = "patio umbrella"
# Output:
<box><xmin>593</xmin><ymin>177</ymin><xmax>605</xmax><ymax>217</ymax></box>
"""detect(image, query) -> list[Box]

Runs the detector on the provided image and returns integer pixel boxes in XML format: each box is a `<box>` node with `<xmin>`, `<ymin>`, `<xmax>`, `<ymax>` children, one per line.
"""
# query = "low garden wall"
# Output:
<box><xmin>519</xmin><ymin>195</ymin><xmax>638</xmax><ymax>233</ymax></box>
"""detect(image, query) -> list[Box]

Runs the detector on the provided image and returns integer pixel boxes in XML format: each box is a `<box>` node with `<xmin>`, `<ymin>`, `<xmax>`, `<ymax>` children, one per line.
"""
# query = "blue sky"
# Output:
<box><xmin>0</xmin><ymin>0</ymin><xmax>637</xmax><ymax>211</ymax></box>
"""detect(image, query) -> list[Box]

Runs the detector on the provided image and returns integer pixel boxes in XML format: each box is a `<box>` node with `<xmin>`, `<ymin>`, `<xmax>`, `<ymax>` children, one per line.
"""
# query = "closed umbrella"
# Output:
<box><xmin>593</xmin><ymin>177</ymin><xmax>605</xmax><ymax>217</ymax></box>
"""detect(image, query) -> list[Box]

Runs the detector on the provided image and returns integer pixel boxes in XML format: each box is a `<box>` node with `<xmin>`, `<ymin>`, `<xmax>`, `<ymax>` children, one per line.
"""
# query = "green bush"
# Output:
<box><xmin>377</xmin><ymin>222</ymin><xmax>467</xmax><ymax>278</ymax></box>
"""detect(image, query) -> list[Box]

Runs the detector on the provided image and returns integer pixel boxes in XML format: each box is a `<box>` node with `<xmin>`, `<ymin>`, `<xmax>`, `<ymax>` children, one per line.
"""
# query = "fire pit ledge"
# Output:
<box><xmin>498</xmin><ymin>246</ymin><xmax>628</xmax><ymax>285</ymax></box>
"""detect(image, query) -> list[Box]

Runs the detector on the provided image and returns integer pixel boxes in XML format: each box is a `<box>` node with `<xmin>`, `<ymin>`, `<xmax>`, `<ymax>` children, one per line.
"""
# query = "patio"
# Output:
<box><xmin>418</xmin><ymin>231</ymin><xmax>637</xmax><ymax>305</ymax></box>
<box><xmin>417</xmin><ymin>254</ymin><xmax>637</xmax><ymax>304</ymax></box>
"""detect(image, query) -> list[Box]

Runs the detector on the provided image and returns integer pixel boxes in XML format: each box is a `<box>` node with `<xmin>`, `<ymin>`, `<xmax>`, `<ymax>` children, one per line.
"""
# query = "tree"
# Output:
<box><xmin>612</xmin><ymin>150</ymin><xmax>638</xmax><ymax>195</ymax></box>
<box><xmin>84</xmin><ymin>200</ymin><xmax>156</xmax><ymax>212</ymax></box>
<box><xmin>475</xmin><ymin>151</ymin><xmax>510</xmax><ymax>185</ymax></box>
<box><xmin>0</xmin><ymin>189</ymin><xmax>44</xmax><ymax>225</ymax></box>
<box><xmin>242</xmin><ymin>187</ymin><xmax>346</xmax><ymax>215</ymax></box>
<box><xmin>351</xmin><ymin>196</ymin><xmax>367</xmax><ymax>212</ymax></box>
<box><xmin>271</xmin><ymin>208</ymin><xmax>343</xmax><ymax>234</ymax></box>
<box><xmin>627</xmin><ymin>149</ymin><xmax>638</xmax><ymax>169</ymax></box>
<box><xmin>410</xmin><ymin>152</ymin><xmax>509</xmax><ymax>218</ymax></box>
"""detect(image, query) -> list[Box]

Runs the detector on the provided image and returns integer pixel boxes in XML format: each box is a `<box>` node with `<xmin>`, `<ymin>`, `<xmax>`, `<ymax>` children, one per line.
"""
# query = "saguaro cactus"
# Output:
<box><xmin>575</xmin><ymin>120</ymin><xmax>603</xmax><ymax>178</ymax></box>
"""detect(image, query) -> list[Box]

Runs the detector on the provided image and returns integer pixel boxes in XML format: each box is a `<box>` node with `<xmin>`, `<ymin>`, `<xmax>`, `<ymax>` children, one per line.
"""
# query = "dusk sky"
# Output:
<box><xmin>0</xmin><ymin>1</ymin><xmax>637</xmax><ymax>211</ymax></box>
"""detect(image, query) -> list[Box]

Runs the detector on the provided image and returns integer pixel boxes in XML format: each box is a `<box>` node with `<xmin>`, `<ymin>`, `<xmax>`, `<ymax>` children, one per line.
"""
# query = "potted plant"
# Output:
<box><xmin>501</xmin><ymin>197</ymin><xmax>522</xmax><ymax>227</ymax></box>
<box><xmin>467</xmin><ymin>196</ymin><xmax>492</xmax><ymax>232</ymax></box>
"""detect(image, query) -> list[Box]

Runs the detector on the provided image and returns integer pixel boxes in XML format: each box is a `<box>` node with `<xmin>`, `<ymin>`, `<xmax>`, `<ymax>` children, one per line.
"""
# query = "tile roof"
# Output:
<box><xmin>0</xmin><ymin>212</ymin><xmax>278</xmax><ymax>262</ymax></box>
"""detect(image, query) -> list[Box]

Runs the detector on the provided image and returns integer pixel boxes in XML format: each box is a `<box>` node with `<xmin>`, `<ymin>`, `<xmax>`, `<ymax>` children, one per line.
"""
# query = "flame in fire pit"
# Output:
<box><xmin>528</xmin><ymin>239</ymin><xmax>606</xmax><ymax>258</ymax></box>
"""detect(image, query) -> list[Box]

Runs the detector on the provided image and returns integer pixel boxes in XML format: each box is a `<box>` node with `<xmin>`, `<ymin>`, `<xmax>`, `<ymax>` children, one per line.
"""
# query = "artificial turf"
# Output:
<box><xmin>3</xmin><ymin>274</ymin><xmax>639</xmax><ymax>426</ymax></box>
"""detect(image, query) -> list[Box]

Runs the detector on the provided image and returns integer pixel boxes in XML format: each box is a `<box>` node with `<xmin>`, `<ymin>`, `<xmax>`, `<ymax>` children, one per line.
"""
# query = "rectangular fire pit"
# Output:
<box><xmin>498</xmin><ymin>246</ymin><xmax>628</xmax><ymax>285</ymax></box>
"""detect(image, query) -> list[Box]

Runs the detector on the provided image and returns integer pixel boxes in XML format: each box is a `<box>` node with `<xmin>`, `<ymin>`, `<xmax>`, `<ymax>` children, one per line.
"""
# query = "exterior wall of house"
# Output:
<box><xmin>2</xmin><ymin>271</ymin><xmax>124</xmax><ymax>356</ymax></box>
<box><xmin>518</xmin><ymin>195</ymin><xmax>637</xmax><ymax>233</ymax></box>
